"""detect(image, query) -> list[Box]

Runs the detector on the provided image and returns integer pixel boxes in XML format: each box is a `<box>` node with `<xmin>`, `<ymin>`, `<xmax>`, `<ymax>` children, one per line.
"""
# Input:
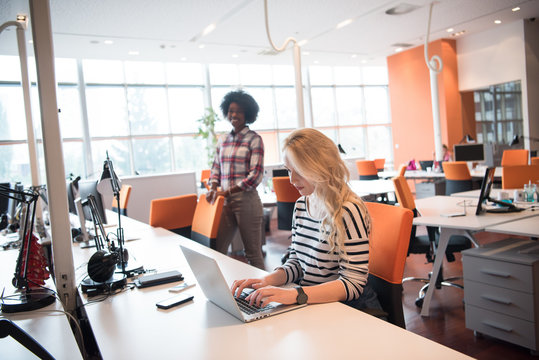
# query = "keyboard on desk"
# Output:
<box><xmin>235</xmin><ymin>292</ymin><xmax>275</xmax><ymax>314</ymax></box>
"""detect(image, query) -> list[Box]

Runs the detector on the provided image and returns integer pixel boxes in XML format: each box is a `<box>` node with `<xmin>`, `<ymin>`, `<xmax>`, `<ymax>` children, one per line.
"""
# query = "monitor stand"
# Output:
<box><xmin>486</xmin><ymin>197</ymin><xmax>524</xmax><ymax>213</ymax></box>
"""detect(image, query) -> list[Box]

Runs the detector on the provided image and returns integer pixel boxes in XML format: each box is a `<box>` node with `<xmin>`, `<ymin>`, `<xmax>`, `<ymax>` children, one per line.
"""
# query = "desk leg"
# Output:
<box><xmin>420</xmin><ymin>227</ymin><xmax>469</xmax><ymax>317</ymax></box>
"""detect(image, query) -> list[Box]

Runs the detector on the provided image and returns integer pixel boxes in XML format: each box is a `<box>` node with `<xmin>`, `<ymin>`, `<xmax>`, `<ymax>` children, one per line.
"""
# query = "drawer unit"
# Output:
<box><xmin>462</xmin><ymin>238</ymin><xmax>539</xmax><ymax>353</ymax></box>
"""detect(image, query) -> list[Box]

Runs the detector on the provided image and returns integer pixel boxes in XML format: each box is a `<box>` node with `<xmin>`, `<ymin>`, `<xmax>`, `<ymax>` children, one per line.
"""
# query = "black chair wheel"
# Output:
<box><xmin>415</xmin><ymin>297</ymin><xmax>424</xmax><ymax>308</ymax></box>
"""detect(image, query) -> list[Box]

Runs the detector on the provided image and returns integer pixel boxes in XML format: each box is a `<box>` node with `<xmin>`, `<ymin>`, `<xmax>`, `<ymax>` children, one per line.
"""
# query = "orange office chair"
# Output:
<box><xmin>364</xmin><ymin>201</ymin><xmax>413</xmax><ymax>329</ymax></box>
<box><xmin>374</xmin><ymin>158</ymin><xmax>385</xmax><ymax>172</ymax></box>
<box><xmin>111</xmin><ymin>184</ymin><xmax>132</xmax><ymax>216</ymax></box>
<box><xmin>502</xmin><ymin>165</ymin><xmax>539</xmax><ymax>189</ymax></box>
<box><xmin>149</xmin><ymin>194</ymin><xmax>198</xmax><ymax>238</ymax></box>
<box><xmin>442</xmin><ymin>161</ymin><xmax>472</xmax><ymax>195</ymax></box>
<box><xmin>397</xmin><ymin>164</ymin><xmax>407</xmax><ymax>177</ymax></box>
<box><xmin>356</xmin><ymin>160</ymin><xmax>379</xmax><ymax>180</ymax></box>
<box><xmin>272</xmin><ymin>176</ymin><xmax>301</xmax><ymax>231</ymax></box>
<box><xmin>392</xmin><ymin>176</ymin><xmax>472</xmax><ymax>307</ymax></box>
<box><xmin>191</xmin><ymin>193</ymin><xmax>224</xmax><ymax>249</ymax></box>
<box><xmin>501</xmin><ymin>149</ymin><xmax>529</xmax><ymax>166</ymax></box>
<box><xmin>531</xmin><ymin>157</ymin><xmax>539</xmax><ymax>166</ymax></box>
<box><xmin>200</xmin><ymin>169</ymin><xmax>211</xmax><ymax>190</ymax></box>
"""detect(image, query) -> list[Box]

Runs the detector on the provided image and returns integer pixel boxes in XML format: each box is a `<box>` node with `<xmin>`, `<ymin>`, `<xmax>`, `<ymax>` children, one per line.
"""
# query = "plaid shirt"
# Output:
<box><xmin>210</xmin><ymin>126</ymin><xmax>264</xmax><ymax>191</ymax></box>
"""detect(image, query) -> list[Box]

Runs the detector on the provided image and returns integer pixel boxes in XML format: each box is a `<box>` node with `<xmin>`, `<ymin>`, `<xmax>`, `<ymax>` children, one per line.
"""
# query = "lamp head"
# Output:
<box><xmin>510</xmin><ymin>135</ymin><xmax>520</xmax><ymax>146</ymax></box>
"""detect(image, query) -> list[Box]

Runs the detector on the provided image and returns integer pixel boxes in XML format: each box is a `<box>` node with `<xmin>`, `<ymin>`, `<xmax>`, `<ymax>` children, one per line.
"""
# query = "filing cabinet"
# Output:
<box><xmin>462</xmin><ymin>238</ymin><xmax>539</xmax><ymax>353</ymax></box>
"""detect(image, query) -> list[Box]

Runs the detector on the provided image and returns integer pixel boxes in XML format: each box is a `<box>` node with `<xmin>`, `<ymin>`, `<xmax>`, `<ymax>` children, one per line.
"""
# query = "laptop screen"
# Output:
<box><xmin>475</xmin><ymin>167</ymin><xmax>496</xmax><ymax>215</ymax></box>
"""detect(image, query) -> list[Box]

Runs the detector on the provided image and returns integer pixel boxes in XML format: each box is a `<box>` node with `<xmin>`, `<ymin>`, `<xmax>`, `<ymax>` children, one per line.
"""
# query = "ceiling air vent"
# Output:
<box><xmin>385</xmin><ymin>3</ymin><xmax>421</xmax><ymax>15</ymax></box>
<box><xmin>391</xmin><ymin>43</ymin><xmax>413</xmax><ymax>48</ymax></box>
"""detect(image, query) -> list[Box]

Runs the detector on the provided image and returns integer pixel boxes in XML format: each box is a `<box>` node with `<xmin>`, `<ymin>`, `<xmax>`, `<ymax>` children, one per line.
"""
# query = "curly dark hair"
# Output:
<box><xmin>220</xmin><ymin>90</ymin><xmax>259</xmax><ymax>124</ymax></box>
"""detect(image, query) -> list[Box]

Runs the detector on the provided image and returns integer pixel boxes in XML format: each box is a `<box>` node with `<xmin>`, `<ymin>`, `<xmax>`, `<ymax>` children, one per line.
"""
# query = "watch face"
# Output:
<box><xmin>296</xmin><ymin>287</ymin><xmax>308</xmax><ymax>304</ymax></box>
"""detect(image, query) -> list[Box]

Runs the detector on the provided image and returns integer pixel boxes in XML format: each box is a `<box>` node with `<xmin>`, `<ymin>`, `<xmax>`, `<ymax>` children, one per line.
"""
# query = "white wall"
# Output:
<box><xmin>101</xmin><ymin>171</ymin><xmax>197</xmax><ymax>224</ymax></box>
<box><xmin>457</xmin><ymin>21</ymin><xmax>526</xmax><ymax>91</ymax></box>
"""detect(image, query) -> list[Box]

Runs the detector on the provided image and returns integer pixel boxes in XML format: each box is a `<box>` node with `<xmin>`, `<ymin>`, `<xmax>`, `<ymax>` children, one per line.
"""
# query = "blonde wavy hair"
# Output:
<box><xmin>283</xmin><ymin>128</ymin><xmax>371</xmax><ymax>252</ymax></box>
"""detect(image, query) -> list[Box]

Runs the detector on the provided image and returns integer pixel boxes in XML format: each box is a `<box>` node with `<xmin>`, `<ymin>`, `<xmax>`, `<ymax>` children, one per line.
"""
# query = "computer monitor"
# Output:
<box><xmin>475</xmin><ymin>167</ymin><xmax>522</xmax><ymax>214</ymax></box>
<box><xmin>453</xmin><ymin>143</ymin><xmax>485</xmax><ymax>162</ymax></box>
<box><xmin>77</xmin><ymin>180</ymin><xmax>107</xmax><ymax>224</ymax></box>
<box><xmin>0</xmin><ymin>182</ymin><xmax>10</xmax><ymax>216</ymax></box>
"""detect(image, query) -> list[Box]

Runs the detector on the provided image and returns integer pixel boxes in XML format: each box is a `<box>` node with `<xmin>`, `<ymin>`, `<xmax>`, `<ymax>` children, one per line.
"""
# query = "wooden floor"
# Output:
<box><xmin>231</xmin><ymin>219</ymin><xmax>538</xmax><ymax>360</ymax></box>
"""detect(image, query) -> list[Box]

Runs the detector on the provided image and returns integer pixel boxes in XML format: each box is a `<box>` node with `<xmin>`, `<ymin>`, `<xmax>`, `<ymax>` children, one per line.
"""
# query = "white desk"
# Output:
<box><xmin>0</xmin><ymin>249</ymin><xmax>82</xmax><ymax>360</ymax></box>
<box><xmin>413</xmin><ymin>196</ymin><xmax>539</xmax><ymax>317</ymax></box>
<box><xmin>485</xmin><ymin>216</ymin><xmax>539</xmax><ymax>238</ymax></box>
<box><xmin>451</xmin><ymin>188</ymin><xmax>519</xmax><ymax>199</ymax></box>
<box><xmin>73</xmin><ymin>215</ymin><xmax>472</xmax><ymax>360</ymax></box>
<box><xmin>350</xmin><ymin>179</ymin><xmax>395</xmax><ymax>199</ymax></box>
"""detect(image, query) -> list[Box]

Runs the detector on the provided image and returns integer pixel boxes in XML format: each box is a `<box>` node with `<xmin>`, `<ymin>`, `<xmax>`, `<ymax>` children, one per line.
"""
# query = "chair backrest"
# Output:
<box><xmin>365</xmin><ymin>202</ymin><xmax>413</xmax><ymax>329</ymax></box>
<box><xmin>272</xmin><ymin>176</ymin><xmax>300</xmax><ymax>203</ymax></box>
<box><xmin>191</xmin><ymin>193</ymin><xmax>225</xmax><ymax>249</ymax></box>
<box><xmin>442</xmin><ymin>162</ymin><xmax>472</xmax><ymax>195</ymax></box>
<box><xmin>392</xmin><ymin>176</ymin><xmax>416</xmax><ymax>210</ymax></box>
<box><xmin>200</xmin><ymin>169</ymin><xmax>211</xmax><ymax>190</ymax></box>
<box><xmin>272</xmin><ymin>176</ymin><xmax>301</xmax><ymax>231</ymax></box>
<box><xmin>149</xmin><ymin>194</ymin><xmax>198</xmax><ymax>237</ymax></box>
<box><xmin>397</xmin><ymin>164</ymin><xmax>407</xmax><ymax>177</ymax></box>
<box><xmin>111</xmin><ymin>184</ymin><xmax>132</xmax><ymax>216</ymax></box>
<box><xmin>502</xmin><ymin>165</ymin><xmax>539</xmax><ymax>189</ymax></box>
<box><xmin>531</xmin><ymin>157</ymin><xmax>539</xmax><ymax>166</ymax></box>
<box><xmin>374</xmin><ymin>158</ymin><xmax>385</xmax><ymax>172</ymax></box>
<box><xmin>356</xmin><ymin>160</ymin><xmax>379</xmax><ymax>180</ymax></box>
<box><xmin>501</xmin><ymin>149</ymin><xmax>529</xmax><ymax>166</ymax></box>
<box><xmin>442</xmin><ymin>161</ymin><xmax>471</xmax><ymax>180</ymax></box>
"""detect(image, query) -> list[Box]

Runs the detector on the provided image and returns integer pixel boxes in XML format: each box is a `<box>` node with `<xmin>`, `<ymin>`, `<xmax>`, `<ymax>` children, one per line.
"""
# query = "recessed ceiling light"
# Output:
<box><xmin>512</xmin><ymin>7</ymin><xmax>520</xmax><ymax>12</ymax></box>
<box><xmin>298</xmin><ymin>39</ymin><xmax>308</xmax><ymax>47</ymax></box>
<box><xmin>128</xmin><ymin>50</ymin><xmax>139</xmax><ymax>56</ymax></box>
<box><xmin>351</xmin><ymin>54</ymin><xmax>357</xmax><ymax>58</ymax></box>
<box><xmin>394</xmin><ymin>47</ymin><xmax>403</xmax><ymax>53</ymax></box>
<box><xmin>302</xmin><ymin>51</ymin><xmax>310</xmax><ymax>56</ymax></box>
<box><xmin>198</xmin><ymin>44</ymin><xmax>206</xmax><ymax>49</ymax></box>
<box><xmin>385</xmin><ymin>3</ymin><xmax>420</xmax><ymax>15</ymax></box>
<box><xmin>90</xmin><ymin>40</ymin><xmax>99</xmax><ymax>44</ymax></box>
<box><xmin>361</xmin><ymin>59</ymin><xmax>367</xmax><ymax>64</ymax></box>
<box><xmin>104</xmin><ymin>40</ymin><xmax>114</xmax><ymax>45</ymax></box>
<box><xmin>232</xmin><ymin>54</ymin><xmax>239</xmax><ymax>58</ymax></box>
<box><xmin>314</xmin><ymin>60</ymin><xmax>319</xmax><ymax>64</ymax></box>
<box><xmin>494</xmin><ymin>20</ymin><xmax>502</xmax><ymax>24</ymax></box>
<box><xmin>202</xmin><ymin>23</ymin><xmax>216</xmax><ymax>36</ymax></box>
<box><xmin>336</xmin><ymin>18</ymin><xmax>353</xmax><ymax>29</ymax></box>
<box><xmin>180</xmin><ymin>57</ymin><xmax>187</xmax><ymax>61</ymax></box>
<box><xmin>446</xmin><ymin>28</ymin><xmax>454</xmax><ymax>33</ymax></box>
<box><xmin>28</xmin><ymin>40</ymin><xmax>33</xmax><ymax>44</ymax></box>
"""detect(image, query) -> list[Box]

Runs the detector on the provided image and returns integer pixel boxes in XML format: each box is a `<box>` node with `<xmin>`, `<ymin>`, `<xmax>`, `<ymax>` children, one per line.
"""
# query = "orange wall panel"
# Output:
<box><xmin>388</xmin><ymin>39</ymin><xmax>464</xmax><ymax>168</ymax></box>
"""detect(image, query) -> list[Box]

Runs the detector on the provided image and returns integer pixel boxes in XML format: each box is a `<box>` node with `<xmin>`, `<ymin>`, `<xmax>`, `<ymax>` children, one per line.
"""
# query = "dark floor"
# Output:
<box><xmin>231</xmin><ymin>219</ymin><xmax>538</xmax><ymax>360</ymax></box>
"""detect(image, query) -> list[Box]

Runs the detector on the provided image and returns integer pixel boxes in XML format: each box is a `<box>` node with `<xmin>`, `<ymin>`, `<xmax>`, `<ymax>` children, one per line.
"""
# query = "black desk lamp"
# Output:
<box><xmin>510</xmin><ymin>134</ymin><xmax>539</xmax><ymax>146</ymax></box>
<box><xmin>96</xmin><ymin>152</ymin><xmax>143</xmax><ymax>277</ymax></box>
<box><xmin>458</xmin><ymin>134</ymin><xmax>475</xmax><ymax>144</ymax></box>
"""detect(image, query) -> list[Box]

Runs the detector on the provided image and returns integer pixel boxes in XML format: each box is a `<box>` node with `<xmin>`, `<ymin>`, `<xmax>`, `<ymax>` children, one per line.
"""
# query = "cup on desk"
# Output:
<box><xmin>497</xmin><ymin>191</ymin><xmax>509</xmax><ymax>201</ymax></box>
<box><xmin>513</xmin><ymin>190</ymin><xmax>526</xmax><ymax>202</ymax></box>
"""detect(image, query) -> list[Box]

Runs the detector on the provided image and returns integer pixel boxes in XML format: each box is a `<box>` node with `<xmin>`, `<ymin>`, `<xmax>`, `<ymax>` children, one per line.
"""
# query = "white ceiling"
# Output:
<box><xmin>0</xmin><ymin>0</ymin><xmax>538</xmax><ymax>66</ymax></box>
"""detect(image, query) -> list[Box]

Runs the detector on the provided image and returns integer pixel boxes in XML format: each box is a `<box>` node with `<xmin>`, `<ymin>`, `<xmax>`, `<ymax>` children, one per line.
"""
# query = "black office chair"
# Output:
<box><xmin>393</xmin><ymin>176</ymin><xmax>472</xmax><ymax>307</ymax></box>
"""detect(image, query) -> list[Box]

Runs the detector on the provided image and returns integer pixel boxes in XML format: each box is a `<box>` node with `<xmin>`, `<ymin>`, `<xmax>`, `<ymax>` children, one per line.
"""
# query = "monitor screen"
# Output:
<box><xmin>0</xmin><ymin>182</ymin><xmax>10</xmax><ymax>216</ymax></box>
<box><xmin>453</xmin><ymin>143</ymin><xmax>485</xmax><ymax>162</ymax></box>
<box><xmin>77</xmin><ymin>180</ymin><xmax>107</xmax><ymax>224</ymax></box>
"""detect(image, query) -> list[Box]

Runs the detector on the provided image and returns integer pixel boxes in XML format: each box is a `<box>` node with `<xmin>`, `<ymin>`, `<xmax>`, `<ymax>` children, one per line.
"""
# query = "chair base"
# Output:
<box><xmin>403</xmin><ymin>270</ymin><xmax>464</xmax><ymax>308</ymax></box>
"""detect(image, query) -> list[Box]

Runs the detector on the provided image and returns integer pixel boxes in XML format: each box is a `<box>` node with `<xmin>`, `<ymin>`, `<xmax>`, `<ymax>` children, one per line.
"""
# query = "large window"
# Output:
<box><xmin>0</xmin><ymin>56</ymin><xmax>392</xmax><ymax>186</ymax></box>
<box><xmin>474</xmin><ymin>80</ymin><xmax>523</xmax><ymax>145</ymax></box>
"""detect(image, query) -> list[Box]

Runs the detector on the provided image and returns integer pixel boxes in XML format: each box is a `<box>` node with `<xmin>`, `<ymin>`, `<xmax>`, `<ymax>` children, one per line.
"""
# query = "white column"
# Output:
<box><xmin>29</xmin><ymin>0</ymin><xmax>77</xmax><ymax>312</ymax></box>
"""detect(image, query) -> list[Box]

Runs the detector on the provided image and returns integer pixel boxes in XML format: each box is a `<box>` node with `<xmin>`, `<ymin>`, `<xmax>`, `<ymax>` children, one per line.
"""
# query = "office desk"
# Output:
<box><xmin>350</xmin><ymin>179</ymin><xmax>394</xmax><ymax>200</ymax></box>
<box><xmin>451</xmin><ymin>188</ymin><xmax>519</xmax><ymax>199</ymax></box>
<box><xmin>413</xmin><ymin>196</ymin><xmax>538</xmax><ymax>317</ymax></box>
<box><xmin>485</xmin><ymin>216</ymin><xmax>539</xmax><ymax>238</ymax></box>
<box><xmin>0</xmin><ymin>249</ymin><xmax>82</xmax><ymax>360</ymax></box>
<box><xmin>73</xmin><ymin>216</ymin><xmax>472</xmax><ymax>360</ymax></box>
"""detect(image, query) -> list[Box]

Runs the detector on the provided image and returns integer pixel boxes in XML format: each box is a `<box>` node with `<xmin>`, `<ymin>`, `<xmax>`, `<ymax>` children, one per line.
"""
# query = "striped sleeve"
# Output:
<box><xmin>338</xmin><ymin>202</ymin><xmax>370</xmax><ymax>300</ymax></box>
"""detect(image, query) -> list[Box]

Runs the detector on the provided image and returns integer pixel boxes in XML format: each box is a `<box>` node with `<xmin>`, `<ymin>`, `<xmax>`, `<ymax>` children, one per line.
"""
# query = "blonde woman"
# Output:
<box><xmin>231</xmin><ymin>128</ymin><xmax>380</xmax><ymax>310</ymax></box>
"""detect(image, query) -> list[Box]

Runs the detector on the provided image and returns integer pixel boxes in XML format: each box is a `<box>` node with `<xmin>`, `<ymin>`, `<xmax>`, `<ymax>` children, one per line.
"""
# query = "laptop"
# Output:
<box><xmin>180</xmin><ymin>245</ymin><xmax>307</xmax><ymax>322</ymax></box>
<box><xmin>475</xmin><ymin>167</ymin><xmax>524</xmax><ymax>214</ymax></box>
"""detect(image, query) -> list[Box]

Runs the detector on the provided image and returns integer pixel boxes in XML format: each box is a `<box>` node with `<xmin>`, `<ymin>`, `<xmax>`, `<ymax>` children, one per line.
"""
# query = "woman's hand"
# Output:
<box><xmin>245</xmin><ymin>286</ymin><xmax>297</xmax><ymax>308</ymax></box>
<box><xmin>230</xmin><ymin>278</ymin><xmax>269</xmax><ymax>298</ymax></box>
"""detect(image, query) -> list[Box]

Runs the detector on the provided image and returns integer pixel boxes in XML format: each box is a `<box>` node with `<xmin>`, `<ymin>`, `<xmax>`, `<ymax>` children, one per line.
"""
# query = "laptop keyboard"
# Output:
<box><xmin>235</xmin><ymin>292</ymin><xmax>275</xmax><ymax>315</ymax></box>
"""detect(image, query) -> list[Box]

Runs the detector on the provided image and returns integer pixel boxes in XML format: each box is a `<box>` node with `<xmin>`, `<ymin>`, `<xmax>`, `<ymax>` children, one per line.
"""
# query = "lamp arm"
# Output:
<box><xmin>263</xmin><ymin>0</ymin><xmax>297</xmax><ymax>52</ymax></box>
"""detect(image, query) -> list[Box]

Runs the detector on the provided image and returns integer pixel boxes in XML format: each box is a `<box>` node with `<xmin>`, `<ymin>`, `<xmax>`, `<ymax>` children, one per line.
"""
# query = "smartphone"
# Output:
<box><xmin>156</xmin><ymin>293</ymin><xmax>194</xmax><ymax>309</ymax></box>
<box><xmin>168</xmin><ymin>282</ymin><xmax>195</xmax><ymax>293</ymax></box>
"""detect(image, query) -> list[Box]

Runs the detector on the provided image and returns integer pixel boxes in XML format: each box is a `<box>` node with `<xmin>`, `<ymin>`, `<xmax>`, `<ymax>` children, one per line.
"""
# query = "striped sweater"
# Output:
<box><xmin>278</xmin><ymin>196</ymin><xmax>370</xmax><ymax>301</ymax></box>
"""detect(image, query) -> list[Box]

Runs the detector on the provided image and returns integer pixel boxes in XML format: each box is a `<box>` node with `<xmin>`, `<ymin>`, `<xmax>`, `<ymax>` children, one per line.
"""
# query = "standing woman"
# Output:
<box><xmin>232</xmin><ymin>128</ymin><xmax>380</xmax><ymax>310</ymax></box>
<box><xmin>206</xmin><ymin>90</ymin><xmax>265</xmax><ymax>270</ymax></box>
